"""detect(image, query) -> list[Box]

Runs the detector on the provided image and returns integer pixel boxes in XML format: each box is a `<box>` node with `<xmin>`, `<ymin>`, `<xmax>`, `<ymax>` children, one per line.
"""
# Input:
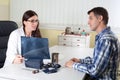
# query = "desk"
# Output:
<box><xmin>0</xmin><ymin>46</ymin><xmax>93</xmax><ymax>80</ymax></box>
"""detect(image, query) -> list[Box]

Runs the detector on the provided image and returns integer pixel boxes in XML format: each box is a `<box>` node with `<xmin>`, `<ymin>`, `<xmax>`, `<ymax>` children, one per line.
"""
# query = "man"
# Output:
<box><xmin>65</xmin><ymin>7</ymin><xmax>120</xmax><ymax>80</ymax></box>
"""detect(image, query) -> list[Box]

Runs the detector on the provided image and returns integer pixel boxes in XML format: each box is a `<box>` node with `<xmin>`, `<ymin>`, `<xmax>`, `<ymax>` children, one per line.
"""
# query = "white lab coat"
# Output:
<box><xmin>4</xmin><ymin>27</ymin><xmax>25</xmax><ymax>66</ymax></box>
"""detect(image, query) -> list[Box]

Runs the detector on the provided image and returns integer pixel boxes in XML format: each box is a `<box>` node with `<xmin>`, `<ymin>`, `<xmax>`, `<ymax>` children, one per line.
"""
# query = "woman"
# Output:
<box><xmin>5</xmin><ymin>10</ymin><xmax>41</xmax><ymax>65</ymax></box>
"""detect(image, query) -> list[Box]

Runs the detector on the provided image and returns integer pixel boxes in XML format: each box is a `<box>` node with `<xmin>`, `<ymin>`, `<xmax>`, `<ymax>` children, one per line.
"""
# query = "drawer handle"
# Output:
<box><xmin>63</xmin><ymin>44</ymin><xmax>66</xmax><ymax>46</ymax></box>
<box><xmin>77</xmin><ymin>45</ymin><xmax>80</xmax><ymax>46</ymax></box>
<box><xmin>77</xmin><ymin>40</ymin><xmax>80</xmax><ymax>41</ymax></box>
<box><xmin>63</xmin><ymin>39</ymin><xmax>66</xmax><ymax>40</ymax></box>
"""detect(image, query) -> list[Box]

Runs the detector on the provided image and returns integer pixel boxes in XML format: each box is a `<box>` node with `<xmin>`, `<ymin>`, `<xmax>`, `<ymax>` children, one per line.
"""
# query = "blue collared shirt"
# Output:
<box><xmin>73</xmin><ymin>27</ymin><xmax>120</xmax><ymax>80</ymax></box>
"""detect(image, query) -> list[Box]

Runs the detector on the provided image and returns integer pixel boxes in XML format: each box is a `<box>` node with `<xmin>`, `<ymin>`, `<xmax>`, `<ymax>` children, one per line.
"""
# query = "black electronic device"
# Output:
<box><xmin>42</xmin><ymin>63</ymin><xmax>61</xmax><ymax>74</ymax></box>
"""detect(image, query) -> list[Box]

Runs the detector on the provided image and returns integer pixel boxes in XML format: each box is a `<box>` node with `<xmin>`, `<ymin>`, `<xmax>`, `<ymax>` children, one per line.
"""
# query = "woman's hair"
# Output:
<box><xmin>22</xmin><ymin>10</ymin><xmax>42</xmax><ymax>37</ymax></box>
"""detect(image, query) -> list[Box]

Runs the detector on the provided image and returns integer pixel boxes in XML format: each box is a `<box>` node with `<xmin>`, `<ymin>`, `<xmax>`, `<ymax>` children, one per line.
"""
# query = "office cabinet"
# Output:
<box><xmin>58</xmin><ymin>35</ymin><xmax>90</xmax><ymax>48</ymax></box>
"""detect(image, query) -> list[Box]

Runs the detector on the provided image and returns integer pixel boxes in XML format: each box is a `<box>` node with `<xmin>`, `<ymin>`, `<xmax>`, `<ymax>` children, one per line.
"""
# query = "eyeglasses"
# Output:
<box><xmin>27</xmin><ymin>19</ymin><xmax>39</xmax><ymax>23</ymax></box>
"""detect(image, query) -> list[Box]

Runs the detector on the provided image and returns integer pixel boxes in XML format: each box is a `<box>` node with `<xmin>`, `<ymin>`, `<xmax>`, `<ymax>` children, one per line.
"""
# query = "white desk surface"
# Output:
<box><xmin>0</xmin><ymin>45</ymin><xmax>93</xmax><ymax>80</ymax></box>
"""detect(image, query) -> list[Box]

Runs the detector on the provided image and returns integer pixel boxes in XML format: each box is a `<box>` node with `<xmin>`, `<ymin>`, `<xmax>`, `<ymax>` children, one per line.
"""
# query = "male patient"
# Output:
<box><xmin>65</xmin><ymin>7</ymin><xmax>120</xmax><ymax>80</ymax></box>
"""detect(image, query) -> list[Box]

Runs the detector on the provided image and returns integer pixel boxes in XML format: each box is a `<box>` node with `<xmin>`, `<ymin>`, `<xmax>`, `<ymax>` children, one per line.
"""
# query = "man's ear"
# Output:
<box><xmin>98</xmin><ymin>15</ymin><xmax>103</xmax><ymax>22</ymax></box>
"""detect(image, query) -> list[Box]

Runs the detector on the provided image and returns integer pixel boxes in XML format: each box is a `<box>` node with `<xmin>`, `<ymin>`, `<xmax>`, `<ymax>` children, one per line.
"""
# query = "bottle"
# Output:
<box><xmin>78</xmin><ymin>28</ymin><xmax>81</xmax><ymax>34</ymax></box>
<box><xmin>52</xmin><ymin>53</ymin><xmax>59</xmax><ymax>64</ymax></box>
<box><xmin>81</xmin><ymin>30</ymin><xmax>86</xmax><ymax>36</ymax></box>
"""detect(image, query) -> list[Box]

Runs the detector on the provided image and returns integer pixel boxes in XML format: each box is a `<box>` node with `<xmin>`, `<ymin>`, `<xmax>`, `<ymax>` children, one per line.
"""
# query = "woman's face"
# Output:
<box><xmin>24</xmin><ymin>15</ymin><xmax>39</xmax><ymax>32</ymax></box>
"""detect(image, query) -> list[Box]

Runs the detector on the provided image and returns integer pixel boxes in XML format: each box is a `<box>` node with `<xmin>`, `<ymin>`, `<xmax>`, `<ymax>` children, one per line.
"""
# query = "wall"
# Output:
<box><xmin>9</xmin><ymin>0</ymin><xmax>120</xmax><ymax>48</ymax></box>
<box><xmin>0</xmin><ymin>0</ymin><xmax>96</xmax><ymax>48</ymax></box>
<box><xmin>40</xmin><ymin>29</ymin><xmax>96</xmax><ymax>48</ymax></box>
<box><xmin>40</xmin><ymin>29</ymin><xmax>64</xmax><ymax>47</ymax></box>
<box><xmin>10</xmin><ymin>0</ymin><xmax>120</xmax><ymax>29</ymax></box>
<box><xmin>3</xmin><ymin>0</ymin><xmax>115</xmax><ymax>48</ymax></box>
<box><xmin>0</xmin><ymin>0</ymin><xmax>9</xmax><ymax>20</ymax></box>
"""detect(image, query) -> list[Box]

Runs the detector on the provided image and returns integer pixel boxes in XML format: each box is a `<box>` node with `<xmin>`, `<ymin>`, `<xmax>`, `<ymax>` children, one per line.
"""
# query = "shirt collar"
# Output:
<box><xmin>95</xmin><ymin>27</ymin><xmax>111</xmax><ymax>41</ymax></box>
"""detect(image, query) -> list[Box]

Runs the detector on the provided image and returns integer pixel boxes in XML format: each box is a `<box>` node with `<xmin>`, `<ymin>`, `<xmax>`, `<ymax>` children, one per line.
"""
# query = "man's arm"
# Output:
<box><xmin>72</xmin><ymin>39</ymin><xmax>113</xmax><ymax>77</ymax></box>
<box><xmin>80</xmin><ymin>56</ymin><xmax>92</xmax><ymax>64</ymax></box>
<box><xmin>65</xmin><ymin>56</ymin><xmax>93</xmax><ymax>68</ymax></box>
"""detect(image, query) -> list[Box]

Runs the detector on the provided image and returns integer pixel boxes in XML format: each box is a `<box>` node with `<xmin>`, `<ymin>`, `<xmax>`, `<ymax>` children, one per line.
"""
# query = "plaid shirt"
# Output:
<box><xmin>73</xmin><ymin>27</ymin><xmax>120</xmax><ymax>80</ymax></box>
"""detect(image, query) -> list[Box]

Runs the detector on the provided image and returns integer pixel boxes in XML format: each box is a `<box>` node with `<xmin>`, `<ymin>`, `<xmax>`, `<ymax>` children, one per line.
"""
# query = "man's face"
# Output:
<box><xmin>88</xmin><ymin>12</ymin><xmax>100</xmax><ymax>31</ymax></box>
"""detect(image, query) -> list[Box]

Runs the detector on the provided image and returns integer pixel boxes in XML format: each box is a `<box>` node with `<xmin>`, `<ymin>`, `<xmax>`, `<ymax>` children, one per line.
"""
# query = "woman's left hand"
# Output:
<box><xmin>13</xmin><ymin>55</ymin><xmax>24</xmax><ymax>64</ymax></box>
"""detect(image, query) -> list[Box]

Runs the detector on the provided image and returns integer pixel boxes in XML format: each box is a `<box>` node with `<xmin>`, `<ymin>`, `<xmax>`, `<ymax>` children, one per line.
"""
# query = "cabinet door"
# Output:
<box><xmin>72</xmin><ymin>37</ymin><xmax>86</xmax><ymax>43</ymax></box>
<box><xmin>59</xmin><ymin>36</ymin><xmax>71</xmax><ymax>42</ymax></box>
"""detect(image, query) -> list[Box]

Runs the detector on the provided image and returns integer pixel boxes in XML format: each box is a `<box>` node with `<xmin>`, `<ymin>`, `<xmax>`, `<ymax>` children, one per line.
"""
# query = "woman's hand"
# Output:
<box><xmin>13</xmin><ymin>55</ymin><xmax>24</xmax><ymax>64</ymax></box>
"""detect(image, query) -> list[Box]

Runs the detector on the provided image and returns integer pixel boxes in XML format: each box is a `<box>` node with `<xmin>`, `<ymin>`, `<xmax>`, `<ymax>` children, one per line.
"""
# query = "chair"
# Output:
<box><xmin>0</xmin><ymin>21</ymin><xmax>18</xmax><ymax>68</ymax></box>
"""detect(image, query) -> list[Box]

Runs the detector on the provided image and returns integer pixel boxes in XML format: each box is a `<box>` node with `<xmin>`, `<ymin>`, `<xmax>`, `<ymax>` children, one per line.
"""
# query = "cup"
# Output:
<box><xmin>52</xmin><ymin>53</ymin><xmax>59</xmax><ymax>64</ymax></box>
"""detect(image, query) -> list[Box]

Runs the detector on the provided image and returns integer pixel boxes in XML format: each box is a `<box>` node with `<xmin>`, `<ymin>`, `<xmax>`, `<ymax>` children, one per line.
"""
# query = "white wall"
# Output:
<box><xmin>0</xmin><ymin>0</ymin><xmax>9</xmax><ymax>20</ymax></box>
<box><xmin>10</xmin><ymin>0</ymin><xmax>120</xmax><ymax>33</ymax></box>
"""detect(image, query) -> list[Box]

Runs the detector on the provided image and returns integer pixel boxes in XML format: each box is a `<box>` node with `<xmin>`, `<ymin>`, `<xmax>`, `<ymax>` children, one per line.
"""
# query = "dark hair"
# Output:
<box><xmin>22</xmin><ymin>10</ymin><xmax>42</xmax><ymax>37</ymax></box>
<box><xmin>88</xmin><ymin>7</ymin><xmax>109</xmax><ymax>25</ymax></box>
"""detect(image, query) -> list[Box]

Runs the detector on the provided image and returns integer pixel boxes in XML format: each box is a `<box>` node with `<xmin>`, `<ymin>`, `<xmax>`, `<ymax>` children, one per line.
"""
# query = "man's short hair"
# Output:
<box><xmin>88</xmin><ymin>7</ymin><xmax>109</xmax><ymax>25</ymax></box>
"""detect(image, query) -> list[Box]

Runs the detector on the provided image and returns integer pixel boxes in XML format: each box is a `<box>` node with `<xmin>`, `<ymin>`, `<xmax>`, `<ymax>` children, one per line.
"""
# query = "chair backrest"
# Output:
<box><xmin>0</xmin><ymin>21</ymin><xmax>18</xmax><ymax>68</ymax></box>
